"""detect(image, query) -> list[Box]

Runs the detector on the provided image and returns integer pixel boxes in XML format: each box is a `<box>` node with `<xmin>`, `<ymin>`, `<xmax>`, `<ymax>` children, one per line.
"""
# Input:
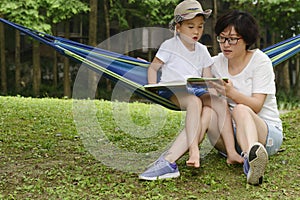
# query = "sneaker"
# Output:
<box><xmin>138</xmin><ymin>156</ymin><xmax>180</xmax><ymax>181</ymax></box>
<box><xmin>243</xmin><ymin>142</ymin><xmax>268</xmax><ymax>185</ymax></box>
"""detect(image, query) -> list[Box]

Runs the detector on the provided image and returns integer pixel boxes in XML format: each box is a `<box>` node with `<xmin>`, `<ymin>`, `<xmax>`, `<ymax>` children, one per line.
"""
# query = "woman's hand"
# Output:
<box><xmin>209</xmin><ymin>79</ymin><xmax>266</xmax><ymax>113</ymax></box>
<box><xmin>209</xmin><ymin>79</ymin><xmax>234</xmax><ymax>97</ymax></box>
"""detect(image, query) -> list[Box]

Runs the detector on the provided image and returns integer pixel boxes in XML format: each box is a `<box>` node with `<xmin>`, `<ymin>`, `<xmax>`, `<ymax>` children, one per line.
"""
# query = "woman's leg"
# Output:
<box><xmin>231</xmin><ymin>104</ymin><xmax>269</xmax><ymax>185</ymax></box>
<box><xmin>202</xmin><ymin>94</ymin><xmax>243</xmax><ymax>164</ymax></box>
<box><xmin>206</xmin><ymin>112</ymin><xmax>226</xmax><ymax>153</ymax></box>
<box><xmin>231</xmin><ymin>104</ymin><xmax>268</xmax><ymax>153</ymax></box>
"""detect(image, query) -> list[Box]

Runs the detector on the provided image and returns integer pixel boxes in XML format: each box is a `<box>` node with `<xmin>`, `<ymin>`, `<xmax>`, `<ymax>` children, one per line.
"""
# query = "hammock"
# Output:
<box><xmin>1</xmin><ymin>18</ymin><xmax>299</xmax><ymax>110</ymax></box>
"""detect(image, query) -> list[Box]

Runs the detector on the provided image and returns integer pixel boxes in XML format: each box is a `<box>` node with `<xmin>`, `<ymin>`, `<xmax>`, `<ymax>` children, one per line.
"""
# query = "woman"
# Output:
<box><xmin>208</xmin><ymin>10</ymin><xmax>283</xmax><ymax>185</ymax></box>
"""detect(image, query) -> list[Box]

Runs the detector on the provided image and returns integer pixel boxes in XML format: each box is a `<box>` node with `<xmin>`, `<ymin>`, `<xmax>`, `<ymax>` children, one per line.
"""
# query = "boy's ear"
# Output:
<box><xmin>175</xmin><ymin>23</ymin><xmax>180</xmax><ymax>32</ymax></box>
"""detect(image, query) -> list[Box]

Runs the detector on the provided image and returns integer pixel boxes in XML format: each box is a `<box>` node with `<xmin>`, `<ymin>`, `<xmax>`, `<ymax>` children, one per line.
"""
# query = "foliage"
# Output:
<box><xmin>0</xmin><ymin>0</ymin><xmax>50</xmax><ymax>32</ymax></box>
<box><xmin>140</xmin><ymin>0</ymin><xmax>181</xmax><ymax>25</ymax></box>
<box><xmin>224</xmin><ymin>0</ymin><xmax>300</xmax><ymax>39</ymax></box>
<box><xmin>276</xmin><ymin>90</ymin><xmax>300</xmax><ymax>110</ymax></box>
<box><xmin>0</xmin><ymin>96</ymin><xmax>300</xmax><ymax>199</ymax></box>
<box><xmin>0</xmin><ymin>0</ymin><xmax>89</xmax><ymax>33</ymax></box>
<box><xmin>108</xmin><ymin>0</ymin><xmax>180</xmax><ymax>30</ymax></box>
<box><xmin>43</xmin><ymin>0</ymin><xmax>90</xmax><ymax>24</ymax></box>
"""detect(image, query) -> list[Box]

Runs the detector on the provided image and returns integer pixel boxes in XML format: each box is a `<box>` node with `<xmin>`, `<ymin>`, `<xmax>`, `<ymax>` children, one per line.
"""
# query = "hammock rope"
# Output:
<box><xmin>0</xmin><ymin>18</ymin><xmax>299</xmax><ymax>110</ymax></box>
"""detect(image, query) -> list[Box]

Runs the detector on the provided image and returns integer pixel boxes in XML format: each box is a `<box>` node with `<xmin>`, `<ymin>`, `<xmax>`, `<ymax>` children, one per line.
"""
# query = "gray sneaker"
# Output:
<box><xmin>139</xmin><ymin>156</ymin><xmax>180</xmax><ymax>181</ymax></box>
<box><xmin>244</xmin><ymin>142</ymin><xmax>268</xmax><ymax>185</ymax></box>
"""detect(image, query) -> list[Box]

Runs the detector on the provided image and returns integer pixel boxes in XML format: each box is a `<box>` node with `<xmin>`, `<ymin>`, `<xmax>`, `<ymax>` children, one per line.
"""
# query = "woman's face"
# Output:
<box><xmin>218</xmin><ymin>26</ymin><xmax>247</xmax><ymax>59</ymax></box>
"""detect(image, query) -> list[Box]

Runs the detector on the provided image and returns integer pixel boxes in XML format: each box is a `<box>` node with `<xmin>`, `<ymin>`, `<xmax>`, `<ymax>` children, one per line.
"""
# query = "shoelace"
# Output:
<box><xmin>146</xmin><ymin>157</ymin><xmax>165</xmax><ymax>169</ymax></box>
<box><xmin>241</xmin><ymin>152</ymin><xmax>249</xmax><ymax>175</ymax></box>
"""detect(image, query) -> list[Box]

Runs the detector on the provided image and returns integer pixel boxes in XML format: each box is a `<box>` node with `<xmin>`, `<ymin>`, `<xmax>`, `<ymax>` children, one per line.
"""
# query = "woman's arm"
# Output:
<box><xmin>211</xmin><ymin>80</ymin><xmax>266</xmax><ymax>113</ymax></box>
<box><xmin>227</xmin><ymin>85</ymin><xmax>266</xmax><ymax>113</ymax></box>
<box><xmin>148</xmin><ymin>57</ymin><xmax>164</xmax><ymax>84</ymax></box>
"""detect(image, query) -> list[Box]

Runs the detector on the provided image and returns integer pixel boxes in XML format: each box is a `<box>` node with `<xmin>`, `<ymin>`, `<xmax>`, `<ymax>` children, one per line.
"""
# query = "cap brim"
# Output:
<box><xmin>184</xmin><ymin>9</ymin><xmax>212</xmax><ymax>19</ymax></box>
<box><xmin>202</xmin><ymin>9</ymin><xmax>212</xmax><ymax>18</ymax></box>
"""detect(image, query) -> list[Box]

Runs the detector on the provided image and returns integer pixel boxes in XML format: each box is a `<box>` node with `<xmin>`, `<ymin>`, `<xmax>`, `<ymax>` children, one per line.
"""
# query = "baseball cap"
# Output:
<box><xmin>170</xmin><ymin>0</ymin><xmax>212</xmax><ymax>30</ymax></box>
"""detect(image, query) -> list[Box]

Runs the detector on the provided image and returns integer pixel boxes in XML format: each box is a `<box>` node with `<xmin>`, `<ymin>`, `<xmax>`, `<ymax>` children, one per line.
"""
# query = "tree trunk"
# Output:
<box><xmin>282</xmin><ymin>60</ymin><xmax>290</xmax><ymax>94</ymax></box>
<box><xmin>104</xmin><ymin>0</ymin><xmax>110</xmax><ymax>51</ymax></box>
<box><xmin>53</xmin><ymin>50</ymin><xmax>58</xmax><ymax>87</ymax></box>
<box><xmin>89</xmin><ymin>0</ymin><xmax>97</xmax><ymax>47</ymax></box>
<box><xmin>15</xmin><ymin>30</ymin><xmax>21</xmax><ymax>93</ymax></box>
<box><xmin>63</xmin><ymin>21</ymin><xmax>71</xmax><ymax>98</ymax></box>
<box><xmin>212</xmin><ymin>0</ymin><xmax>218</xmax><ymax>55</ymax></box>
<box><xmin>0</xmin><ymin>17</ymin><xmax>7</xmax><ymax>95</ymax></box>
<box><xmin>296</xmin><ymin>56</ymin><xmax>300</xmax><ymax>96</ymax></box>
<box><xmin>103</xmin><ymin>0</ymin><xmax>112</xmax><ymax>92</ymax></box>
<box><xmin>52</xmin><ymin>25</ymin><xmax>58</xmax><ymax>87</ymax></box>
<box><xmin>32</xmin><ymin>40</ymin><xmax>41</xmax><ymax>97</ymax></box>
<box><xmin>87</xmin><ymin>0</ymin><xmax>100</xmax><ymax>98</ymax></box>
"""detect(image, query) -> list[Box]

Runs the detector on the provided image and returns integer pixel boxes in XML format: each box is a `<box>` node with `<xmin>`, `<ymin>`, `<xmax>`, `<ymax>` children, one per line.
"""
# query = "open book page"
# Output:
<box><xmin>144</xmin><ymin>77</ymin><xmax>228</xmax><ymax>90</ymax></box>
<box><xmin>144</xmin><ymin>81</ymin><xmax>187</xmax><ymax>91</ymax></box>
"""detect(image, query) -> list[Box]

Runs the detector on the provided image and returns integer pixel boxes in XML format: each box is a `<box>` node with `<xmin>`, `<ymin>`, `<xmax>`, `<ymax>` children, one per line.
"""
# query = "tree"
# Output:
<box><xmin>86</xmin><ymin>0</ymin><xmax>101</xmax><ymax>98</ymax></box>
<box><xmin>103</xmin><ymin>0</ymin><xmax>110</xmax><ymax>50</ymax></box>
<box><xmin>89</xmin><ymin>0</ymin><xmax>98</xmax><ymax>47</ymax></box>
<box><xmin>212</xmin><ymin>0</ymin><xmax>219</xmax><ymax>56</ymax></box>
<box><xmin>103</xmin><ymin>0</ymin><xmax>112</xmax><ymax>92</ymax></box>
<box><xmin>0</xmin><ymin>14</ymin><xmax>6</xmax><ymax>95</ymax></box>
<box><xmin>0</xmin><ymin>0</ymin><xmax>49</xmax><ymax>96</ymax></box>
<box><xmin>0</xmin><ymin>0</ymin><xmax>89</xmax><ymax>97</ymax></box>
<box><xmin>15</xmin><ymin>30</ymin><xmax>21</xmax><ymax>93</ymax></box>
<box><xmin>108</xmin><ymin>0</ymin><xmax>179</xmax><ymax>30</ymax></box>
<box><xmin>32</xmin><ymin>40</ymin><xmax>41</xmax><ymax>96</ymax></box>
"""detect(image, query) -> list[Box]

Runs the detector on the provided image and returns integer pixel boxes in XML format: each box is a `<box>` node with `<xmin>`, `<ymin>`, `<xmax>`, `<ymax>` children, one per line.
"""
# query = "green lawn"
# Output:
<box><xmin>0</xmin><ymin>96</ymin><xmax>299</xmax><ymax>199</ymax></box>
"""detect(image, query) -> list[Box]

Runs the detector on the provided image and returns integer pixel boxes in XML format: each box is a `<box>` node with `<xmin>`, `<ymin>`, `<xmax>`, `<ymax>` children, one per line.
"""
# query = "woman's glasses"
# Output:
<box><xmin>216</xmin><ymin>36</ymin><xmax>241</xmax><ymax>45</ymax></box>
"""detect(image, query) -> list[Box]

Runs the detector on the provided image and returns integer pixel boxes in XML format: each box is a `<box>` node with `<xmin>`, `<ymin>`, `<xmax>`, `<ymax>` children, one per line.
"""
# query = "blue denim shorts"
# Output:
<box><xmin>234</xmin><ymin>122</ymin><xmax>283</xmax><ymax>156</ymax></box>
<box><xmin>158</xmin><ymin>85</ymin><xmax>207</xmax><ymax>99</ymax></box>
<box><xmin>265</xmin><ymin>124</ymin><xmax>283</xmax><ymax>156</ymax></box>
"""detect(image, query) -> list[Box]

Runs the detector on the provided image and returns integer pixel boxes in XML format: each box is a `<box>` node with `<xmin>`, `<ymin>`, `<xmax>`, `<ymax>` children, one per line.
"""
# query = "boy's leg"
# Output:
<box><xmin>138</xmin><ymin>107</ymin><xmax>215</xmax><ymax>180</ymax></box>
<box><xmin>171</xmin><ymin>93</ymin><xmax>203</xmax><ymax>168</ymax></box>
<box><xmin>164</xmin><ymin>106</ymin><xmax>213</xmax><ymax>163</ymax></box>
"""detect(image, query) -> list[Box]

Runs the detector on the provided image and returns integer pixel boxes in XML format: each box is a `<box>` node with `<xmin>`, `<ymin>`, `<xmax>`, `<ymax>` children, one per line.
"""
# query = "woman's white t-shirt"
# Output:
<box><xmin>156</xmin><ymin>36</ymin><xmax>213</xmax><ymax>83</ymax></box>
<box><xmin>211</xmin><ymin>49</ymin><xmax>282</xmax><ymax>130</ymax></box>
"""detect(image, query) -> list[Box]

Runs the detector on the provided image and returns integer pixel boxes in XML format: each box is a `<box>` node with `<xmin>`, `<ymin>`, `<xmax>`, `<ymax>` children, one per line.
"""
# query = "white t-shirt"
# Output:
<box><xmin>156</xmin><ymin>36</ymin><xmax>213</xmax><ymax>83</ymax></box>
<box><xmin>211</xmin><ymin>49</ymin><xmax>282</xmax><ymax>130</ymax></box>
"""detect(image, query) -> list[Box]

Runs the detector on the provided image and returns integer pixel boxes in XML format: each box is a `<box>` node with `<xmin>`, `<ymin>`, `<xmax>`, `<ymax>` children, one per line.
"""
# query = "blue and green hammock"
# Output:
<box><xmin>0</xmin><ymin>18</ymin><xmax>299</xmax><ymax>110</ymax></box>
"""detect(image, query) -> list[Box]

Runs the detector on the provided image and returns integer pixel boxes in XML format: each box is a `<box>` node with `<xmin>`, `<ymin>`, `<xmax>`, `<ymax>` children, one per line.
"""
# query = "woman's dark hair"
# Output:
<box><xmin>215</xmin><ymin>10</ymin><xmax>259</xmax><ymax>49</ymax></box>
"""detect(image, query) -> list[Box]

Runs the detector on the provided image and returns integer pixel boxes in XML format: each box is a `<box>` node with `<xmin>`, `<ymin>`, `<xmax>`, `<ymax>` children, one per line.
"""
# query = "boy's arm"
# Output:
<box><xmin>202</xmin><ymin>66</ymin><xmax>219</xmax><ymax>95</ymax></box>
<box><xmin>202</xmin><ymin>66</ymin><xmax>213</xmax><ymax>78</ymax></box>
<box><xmin>148</xmin><ymin>57</ymin><xmax>164</xmax><ymax>84</ymax></box>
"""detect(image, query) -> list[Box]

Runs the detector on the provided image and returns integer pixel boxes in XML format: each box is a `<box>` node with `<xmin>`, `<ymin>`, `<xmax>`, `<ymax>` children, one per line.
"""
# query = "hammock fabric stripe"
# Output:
<box><xmin>263</xmin><ymin>34</ymin><xmax>300</xmax><ymax>66</ymax></box>
<box><xmin>0</xmin><ymin>18</ymin><xmax>299</xmax><ymax>110</ymax></box>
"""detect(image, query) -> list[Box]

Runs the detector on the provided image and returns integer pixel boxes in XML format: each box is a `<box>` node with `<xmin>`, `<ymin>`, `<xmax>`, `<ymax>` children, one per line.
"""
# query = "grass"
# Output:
<box><xmin>0</xmin><ymin>96</ymin><xmax>299</xmax><ymax>199</ymax></box>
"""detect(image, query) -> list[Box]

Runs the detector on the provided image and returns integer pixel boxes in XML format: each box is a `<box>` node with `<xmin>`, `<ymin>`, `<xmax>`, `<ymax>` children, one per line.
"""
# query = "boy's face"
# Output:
<box><xmin>176</xmin><ymin>15</ymin><xmax>205</xmax><ymax>44</ymax></box>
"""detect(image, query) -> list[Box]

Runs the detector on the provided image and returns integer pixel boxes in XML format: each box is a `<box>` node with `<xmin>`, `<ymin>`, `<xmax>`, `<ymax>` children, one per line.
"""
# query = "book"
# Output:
<box><xmin>144</xmin><ymin>77</ymin><xmax>228</xmax><ymax>91</ymax></box>
<box><xmin>187</xmin><ymin>77</ymin><xmax>228</xmax><ymax>84</ymax></box>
